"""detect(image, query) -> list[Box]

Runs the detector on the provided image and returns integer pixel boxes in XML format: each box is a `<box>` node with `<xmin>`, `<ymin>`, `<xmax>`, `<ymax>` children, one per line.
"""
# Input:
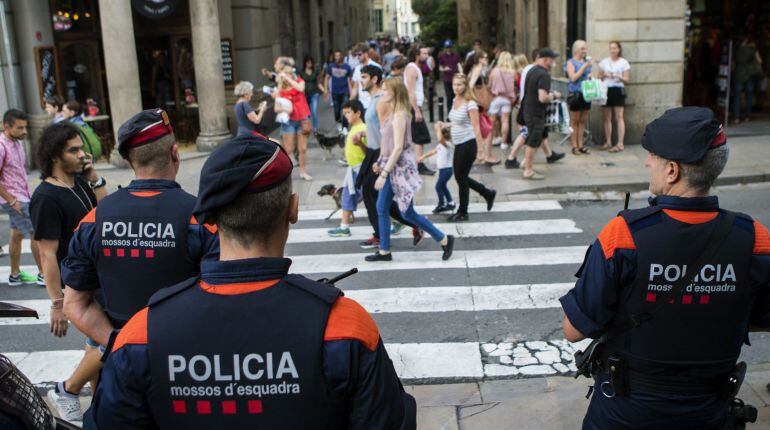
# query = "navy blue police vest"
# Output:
<box><xmin>609</xmin><ymin>206</ymin><xmax>755</xmax><ymax>378</ymax></box>
<box><xmin>95</xmin><ymin>187</ymin><xmax>197</xmax><ymax>326</ymax></box>
<box><xmin>145</xmin><ymin>274</ymin><xmax>347</xmax><ymax>429</ymax></box>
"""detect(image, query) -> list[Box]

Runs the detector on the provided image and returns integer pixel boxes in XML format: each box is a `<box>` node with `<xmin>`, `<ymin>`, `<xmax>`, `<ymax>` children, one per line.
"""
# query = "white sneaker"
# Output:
<box><xmin>501</xmin><ymin>142</ymin><xmax>510</xmax><ymax>150</ymax></box>
<box><xmin>492</xmin><ymin>137</ymin><xmax>503</xmax><ymax>146</ymax></box>
<box><xmin>47</xmin><ymin>388</ymin><xmax>83</xmax><ymax>422</ymax></box>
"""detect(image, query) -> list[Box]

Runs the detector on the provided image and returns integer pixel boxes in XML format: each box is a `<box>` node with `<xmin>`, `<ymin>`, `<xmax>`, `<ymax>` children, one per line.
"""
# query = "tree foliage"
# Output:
<box><xmin>412</xmin><ymin>0</ymin><xmax>457</xmax><ymax>45</ymax></box>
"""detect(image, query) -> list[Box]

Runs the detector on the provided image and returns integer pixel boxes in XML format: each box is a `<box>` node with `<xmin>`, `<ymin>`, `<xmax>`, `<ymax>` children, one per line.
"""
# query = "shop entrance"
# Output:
<box><xmin>684</xmin><ymin>0</ymin><xmax>770</xmax><ymax>132</ymax></box>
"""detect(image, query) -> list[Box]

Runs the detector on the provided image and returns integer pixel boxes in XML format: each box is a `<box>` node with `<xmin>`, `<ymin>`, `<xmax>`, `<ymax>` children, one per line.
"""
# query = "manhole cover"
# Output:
<box><xmin>600</xmin><ymin>162</ymin><xmax>616</xmax><ymax>167</ymax></box>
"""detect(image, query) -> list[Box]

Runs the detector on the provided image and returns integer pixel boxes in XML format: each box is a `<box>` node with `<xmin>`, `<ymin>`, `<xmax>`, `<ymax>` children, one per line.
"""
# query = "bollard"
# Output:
<box><xmin>437</xmin><ymin>96</ymin><xmax>445</xmax><ymax>122</ymax></box>
<box><xmin>428</xmin><ymin>85</ymin><xmax>435</xmax><ymax>123</ymax></box>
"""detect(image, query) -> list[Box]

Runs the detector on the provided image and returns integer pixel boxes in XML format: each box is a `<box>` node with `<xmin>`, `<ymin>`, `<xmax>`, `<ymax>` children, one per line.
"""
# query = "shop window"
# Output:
<box><xmin>51</xmin><ymin>0</ymin><xmax>97</xmax><ymax>33</ymax></box>
<box><xmin>58</xmin><ymin>42</ymin><xmax>104</xmax><ymax>111</ymax></box>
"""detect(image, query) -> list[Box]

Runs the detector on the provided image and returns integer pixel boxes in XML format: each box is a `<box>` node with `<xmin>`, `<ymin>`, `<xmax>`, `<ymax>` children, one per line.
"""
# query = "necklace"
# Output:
<box><xmin>50</xmin><ymin>176</ymin><xmax>93</xmax><ymax>212</ymax></box>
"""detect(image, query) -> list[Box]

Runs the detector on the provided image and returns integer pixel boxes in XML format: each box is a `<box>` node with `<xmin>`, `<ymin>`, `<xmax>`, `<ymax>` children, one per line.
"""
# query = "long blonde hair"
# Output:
<box><xmin>496</xmin><ymin>51</ymin><xmax>516</xmax><ymax>72</ymax></box>
<box><xmin>452</xmin><ymin>73</ymin><xmax>476</xmax><ymax>103</ymax></box>
<box><xmin>383</xmin><ymin>77</ymin><xmax>412</xmax><ymax>118</ymax></box>
<box><xmin>513</xmin><ymin>54</ymin><xmax>528</xmax><ymax>73</ymax></box>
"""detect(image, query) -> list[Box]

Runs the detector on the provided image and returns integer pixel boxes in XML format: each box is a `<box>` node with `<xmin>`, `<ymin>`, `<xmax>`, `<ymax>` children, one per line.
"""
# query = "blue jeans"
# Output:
<box><xmin>306</xmin><ymin>93</ymin><xmax>320</xmax><ymax>131</ymax></box>
<box><xmin>435</xmin><ymin>167</ymin><xmax>454</xmax><ymax>206</ymax></box>
<box><xmin>376</xmin><ymin>176</ymin><xmax>445</xmax><ymax>252</ymax></box>
<box><xmin>332</xmin><ymin>93</ymin><xmax>349</xmax><ymax>127</ymax></box>
<box><xmin>732</xmin><ymin>78</ymin><xmax>755</xmax><ymax>120</ymax></box>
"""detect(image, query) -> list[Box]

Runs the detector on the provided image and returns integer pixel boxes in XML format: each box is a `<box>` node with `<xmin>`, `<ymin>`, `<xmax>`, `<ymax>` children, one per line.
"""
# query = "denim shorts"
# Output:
<box><xmin>1</xmin><ymin>201</ymin><xmax>34</xmax><ymax>236</ymax></box>
<box><xmin>85</xmin><ymin>337</ymin><xmax>107</xmax><ymax>353</ymax></box>
<box><xmin>341</xmin><ymin>185</ymin><xmax>362</xmax><ymax>211</ymax></box>
<box><xmin>280</xmin><ymin>116</ymin><xmax>310</xmax><ymax>135</ymax></box>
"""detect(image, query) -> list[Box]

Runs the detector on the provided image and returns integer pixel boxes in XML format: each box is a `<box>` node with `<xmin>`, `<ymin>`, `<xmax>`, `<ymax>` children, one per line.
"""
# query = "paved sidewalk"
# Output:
<box><xmin>409</xmin><ymin>363</ymin><xmax>770</xmax><ymax>429</ymax></box>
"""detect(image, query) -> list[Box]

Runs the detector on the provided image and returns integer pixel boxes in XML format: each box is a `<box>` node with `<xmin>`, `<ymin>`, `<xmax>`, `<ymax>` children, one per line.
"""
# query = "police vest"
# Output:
<box><xmin>95</xmin><ymin>187</ymin><xmax>197</xmax><ymax>326</ymax></box>
<box><xmin>609</xmin><ymin>206</ymin><xmax>755</xmax><ymax>378</ymax></box>
<box><xmin>145</xmin><ymin>275</ymin><xmax>347</xmax><ymax>429</ymax></box>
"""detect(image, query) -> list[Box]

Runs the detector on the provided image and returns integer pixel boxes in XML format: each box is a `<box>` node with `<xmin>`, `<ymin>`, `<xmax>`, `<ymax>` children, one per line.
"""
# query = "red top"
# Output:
<box><xmin>280</xmin><ymin>76</ymin><xmax>311</xmax><ymax>121</ymax></box>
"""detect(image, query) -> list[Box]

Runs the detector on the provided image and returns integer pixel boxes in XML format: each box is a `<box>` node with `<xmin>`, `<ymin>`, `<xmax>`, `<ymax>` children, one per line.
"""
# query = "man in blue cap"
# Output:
<box><xmin>58</xmin><ymin>109</ymin><xmax>218</xmax><ymax>421</ymax></box>
<box><xmin>438</xmin><ymin>40</ymin><xmax>461</xmax><ymax>107</ymax></box>
<box><xmin>559</xmin><ymin>107</ymin><xmax>770</xmax><ymax>428</ymax></box>
<box><xmin>85</xmin><ymin>134</ymin><xmax>416</xmax><ymax>429</ymax></box>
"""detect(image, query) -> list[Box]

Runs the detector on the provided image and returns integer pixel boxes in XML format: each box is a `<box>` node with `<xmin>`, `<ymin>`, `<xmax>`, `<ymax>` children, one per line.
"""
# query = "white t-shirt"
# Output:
<box><xmin>404</xmin><ymin>62</ymin><xmax>425</xmax><ymax>107</ymax></box>
<box><xmin>352</xmin><ymin>59</ymin><xmax>382</xmax><ymax>108</ymax></box>
<box><xmin>448</xmin><ymin>100</ymin><xmax>479</xmax><ymax>144</ymax></box>
<box><xmin>436</xmin><ymin>140</ymin><xmax>453</xmax><ymax>169</ymax></box>
<box><xmin>518</xmin><ymin>64</ymin><xmax>534</xmax><ymax>103</ymax></box>
<box><xmin>599</xmin><ymin>57</ymin><xmax>630</xmax><ymax>87</ymax></box>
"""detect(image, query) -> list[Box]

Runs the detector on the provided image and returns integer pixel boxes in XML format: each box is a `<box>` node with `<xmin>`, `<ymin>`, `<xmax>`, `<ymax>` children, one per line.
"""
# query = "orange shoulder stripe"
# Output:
<box><xmin>663</xmin><ymin>209</ymin><xmax>719</xmax><ymax>224</ymax></box>
<box><xmin>189</xmin><ymin>216</ymin><xmax>199</xmax><ymax>225</ymax></box>
<box><xmin>199</xmin><ymin>279</ymin><xmax>279</xmax><ymax>295</ymax></box>
<box><xmin>203</xmin><ymin>223</ymin><xmax>218</xmax><ymax>234</ymax></box>
<box><xmin>129</xmin><ymin>191</ymin><xmax>162</xmax><ymax>197</ymax></box>
<box><xmin>597</xmin><ymin>216</ymin><xmax>635</xmax><ymax>260</ymax></box>
<box><xmin>74</xmin><ymin>208</ymin><xmax>97</xmax><ymax>231</ymax></box>
<box><xmin>755</xmin><ymin>220</ymin><xmax>770</xmax><ymax>255</ymax></box>
<box><xmin>112</xmin><ymin>308</ymin><xmax>149</xmax><ymax>352</ymax></box>
<box><xmin>324</xmin><ymin>297</ymin><xmax>379</xmax><ymax>351</ymax></box>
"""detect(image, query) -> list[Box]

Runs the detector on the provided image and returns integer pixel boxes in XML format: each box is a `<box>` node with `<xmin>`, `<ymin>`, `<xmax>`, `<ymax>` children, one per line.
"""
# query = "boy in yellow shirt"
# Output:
<box><xmin>328</xmin><ymin>100</ymin><xmax>367</xmax><ymax>237</ymax></box>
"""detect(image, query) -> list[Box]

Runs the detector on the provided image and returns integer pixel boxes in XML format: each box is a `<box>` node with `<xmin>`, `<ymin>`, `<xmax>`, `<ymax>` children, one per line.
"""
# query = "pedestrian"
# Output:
<box><xmin>30</xmin><ymin>122</ymin><xmax>107</xmax><ymax>421</ymax></box>
<box><xmin>488</xmin><ymin>51</ymin><xmax>517</xmax><ymax>150</ymax></box>
<box><xmin>445</xmin><ymin>73</ymin><xmax>496</xmax><ymax>222</ymax></box>
<box><xmin>365</xmin><ymin>78</ymin><xmax>455</xmax><ymax>262</ymax></box>
<box><xmin>301</xmin><ymin>55</ymin><xmax>323</xmax><ymax>134</ymax></box>
<box><xmin>0</xmin><ymin>110</ymin><xmax>43</xmax><ymax>285</ymax></box>
<box><xmin>731</xmin><ymin>34</ymin><xmax>762</xmax><ymax>125</ymax></box>
<box><xmin>404</xmin><ymin>46</ymin><xmax>435</xmax><ymax>175</ymax></box>
<box><xmin>561</xmin><ymin>107</ymin><xmax>770</xmax><ymax>429</ymax></box>
<box><xmin>465</xmin><ymin>39</ymin><xmax>483</xmax><ymax>61</ymax></box>
<box><xmin>44</xmin><ymin>95</ymin><xmax>65</xmax><ymax>124</ymax></box>
<box><xmin>598</xmin><ymin>41</ymin><xmax>630</xmax><ymax>152</ymax></box>
<box><xmin>275</xmin><ymin>57</ymin><xmax>313</xmax><ymax>180</ymax></box>
<box><xmin>566</xmin><ymin>40</ymin><xmax>593</xmax><ymax>155</ymax></box>
<box><xmin>504</xmin><ymin>50</ymin><xmax>564</xmax><ymax>169</ymax></box>
<box><xmin>419</xmin><ymin>123</ymin><xmax>455</xmax><ymax>214</ymax></box>
<box><xmin>383</xmin><ymin>44</ymin><xmax>401</xmax><ymax>74</ymax></box>
<box><xmin>354</xmin><ymin>65</ymin><xmax>422</xmax><ymax>250</ymax></box>
<box><xmin>389</xmin><ymin>56</ymin><xmax>407</xmax><ymax>78</ymax></box>
<box><xmin>328</xmin><ymin>100</ymin><xmax>367</xmax><ymax>237</ymax></box>
<box><xmin>345</xmin><ymin>45</ymin><xmax>361</xmax><ymax>69</ymax></box>
<box><xmin>520</xmin><ymin>48</ymin><xmax>562</xmax><ymax>180</ymax></box>
<box><xmin>85</xmin><ymin>134</ymin><xmax>417</xmax><ymax>429</ymax></box>
<box><xmin>350</xmin><ymin>43</ymin><xmax>383</xmax><ymax>112</ymax></box>
<box><xmin>62</xmin><ymin>101</ymin><xmax>103</xmax><ymax>159</ymax></box>
<box><xmin>233</xmin><ymin>81</ymin><xmax>267</xmax><ymax>137</ymax></box>
<box><xmin>324</xmin><ymin>50</ymin><xmax>354</xmax><ymax>128</ymax></box>
<box><xmin>439</xmin><ymin>40</ymin><xmax>462</xmax><ymax>107</ymax></box>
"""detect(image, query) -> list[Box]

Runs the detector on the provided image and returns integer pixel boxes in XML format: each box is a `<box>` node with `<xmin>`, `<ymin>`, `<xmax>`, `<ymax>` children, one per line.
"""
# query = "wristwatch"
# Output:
<box><xmin>89</xmin><ymin>177</ymin><xmax>107</xmax><ymax>189</ymax></box>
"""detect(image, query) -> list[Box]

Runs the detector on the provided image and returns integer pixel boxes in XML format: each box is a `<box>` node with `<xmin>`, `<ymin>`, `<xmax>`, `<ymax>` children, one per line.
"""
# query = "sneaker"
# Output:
<box><xmin>418</xmin><ymin>163</ymin><xmax>436</xmax><ymax>176</ymax></box>
<box><xmin>501</xmin><ymin>142</ymin><xmax>510</xmax><ymax>150</ymax></box>
<box><xmin>505</xmin><ymin>158</ymin><xmax>520</xmax><ymax>169</ymax></box>
<box><xmin>432</xmin><ymin>203</ymin><xmax>455</xmax><ymax>214</ymax></box>
<box><xmin>441</xmin><ymin>235</ymin><xmax>456</xmax><ymax>261</ymax></box>
<box><xmin>8</xmin><ymin>271</ymin><xmax>36</xmax><ymax>286</ymax></box>
<box><xmin>522</xmin><ymin>171</ymin><xmax>545</xmax><ymax>180</ymax></box>
<box><xmin>36</xmin><ymin>273</ymin><xmax>45</xmax><ymax>287</ymax></box>
<box><xmin>48</xmin><ymin>386</ymin><xmax>83</xmax><ymax>422</ymax></box>
<box><xmin>447</xmin><ymin>212</ymin><xmax>469</xmax><ymax>222</ymax></box>
<box><xmin>412</xmin><ymin>228</ymin><xmax>425</xmax><ymax>246</ymax></box>
<box><xmin>546</xmin><ymin>151</ymin><xmax>566</xmax><ymax>164</ymax></box>
<box><xmin>359</xmin><ymin>236</ymin><xmax>380</xmax><ymax>249</ymax></box>
<box><xmin>327</xmin><ymin>226</ymin><xmax>351</xmax><ymax>237</ymax></box>
<box><xmin>390</xmin><ymin>222</ymin><xmax>405</xmax><ymax>235</ymax></box>
<box><xmin>485</xmin><ymin>190</ymin><xmax>497</xmax><ymax>211</ymax></box>
<box><xmin>492</xmin><ymin>137</ymin><xmax>503</xmax><ymax>147</ymax></box>
<box><xmin>337</xmin><ymin>158</ymin><xmax>348</xmax><ymax>166</ymax></box>
<box><xmin>365</xmin><ymin>251</ymin><xmax>393</xmax><ymax>262</ymax></box>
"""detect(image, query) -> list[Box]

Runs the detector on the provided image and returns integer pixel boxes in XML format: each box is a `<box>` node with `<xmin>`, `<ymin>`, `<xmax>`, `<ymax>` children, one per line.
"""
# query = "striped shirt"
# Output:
<box><xmin>448</xmin><ymin>100</ymin><xmax>478</xmax><ymax>145</ymax></box>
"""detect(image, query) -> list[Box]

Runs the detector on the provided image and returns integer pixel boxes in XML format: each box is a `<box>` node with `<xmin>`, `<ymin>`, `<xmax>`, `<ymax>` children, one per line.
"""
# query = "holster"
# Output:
<box><xmin>719</xmin><ymin>362</ymin><xmax>747</xmax><ymax>403</ymax></box>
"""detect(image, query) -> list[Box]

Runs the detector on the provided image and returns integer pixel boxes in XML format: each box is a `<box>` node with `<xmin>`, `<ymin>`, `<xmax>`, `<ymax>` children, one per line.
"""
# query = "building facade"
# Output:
<box><xmin>371</xmin><ymin>0</ymin><xmax>419</xmax><ymax>39</ymax></box>
<box><xmin>0</xmin><ymin>0</ymin><xmax>371</xmax><ymax>167</ymax></box>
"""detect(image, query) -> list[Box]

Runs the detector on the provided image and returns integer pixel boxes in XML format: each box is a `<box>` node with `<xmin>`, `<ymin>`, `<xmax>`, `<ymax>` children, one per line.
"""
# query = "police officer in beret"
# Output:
<box><xmin>85</xmin><ymin>134</ymin><xmax>416</xmax><ymax>429</ymax></box>
<box><xmin>63</xmin><ymin>109</ymin><xmax>219</xmax><ymax>349</ymax></box>
<box><xmin>559</xmin><ymin>107</ymin><xmax>770</xmax><ymax>429</ymax></box>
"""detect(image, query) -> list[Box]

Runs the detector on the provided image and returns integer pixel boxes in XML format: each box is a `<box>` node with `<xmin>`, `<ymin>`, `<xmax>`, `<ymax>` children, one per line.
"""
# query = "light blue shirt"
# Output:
<box><xmin>365</xmin><ymin>91</ymin><xmax>383</xmax><ymax>150</ymax></box>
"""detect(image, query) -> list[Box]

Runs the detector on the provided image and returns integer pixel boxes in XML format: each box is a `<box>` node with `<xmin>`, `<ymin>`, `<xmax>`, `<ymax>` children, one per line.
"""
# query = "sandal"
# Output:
<box><xmin>572</xmin><ymin>147</ymin><xmax>582</xmax><ymax>155</ymax></box>
<box><xmin>300</xmin><ymin>172</ymin><xmax>313</xmax><ymax>181</ymax></box>
<box><xmin>598</xmin><ymin>143</ymin><xmax>612</xmax><ymax>151</ymax></box>
<box><xmin>608</xmin><ymin>144</ymin><xmax>624</xmax><ymax>153</ymax></box>
<box><xmin>579</xmin><ymin>147</ymin><xmax>591</xmax><ymax>155</ymax></box>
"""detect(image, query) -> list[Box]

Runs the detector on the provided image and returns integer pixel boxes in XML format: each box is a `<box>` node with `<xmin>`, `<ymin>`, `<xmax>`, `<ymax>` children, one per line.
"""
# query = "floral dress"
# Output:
<box><xmin>378</xmin><ymin>111</ymin><xmax>422</xmax><ymax>212</ymax></box>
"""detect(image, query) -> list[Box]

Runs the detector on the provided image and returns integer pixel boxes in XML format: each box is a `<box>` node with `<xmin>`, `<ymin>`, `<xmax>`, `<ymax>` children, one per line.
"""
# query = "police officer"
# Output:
<box><xmin>85</xmin><ymin>134</ymin><xmax>416</xmax><ymax>429</ymax></box>
<box><xmin>63</xmin><ymin>108</ymin><xmax>219</xmax><ymax>348</ymax></box>
<box><xmin>559</xmin><ymin>107</ymin><xmax>770</xmax><ymax>429</ymax></box>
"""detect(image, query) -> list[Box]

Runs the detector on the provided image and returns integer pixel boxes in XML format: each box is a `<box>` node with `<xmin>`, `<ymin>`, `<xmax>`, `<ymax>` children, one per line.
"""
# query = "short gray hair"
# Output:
<box><xmin>680</xmin><ymin>144</ymin><xmax>730</xmax><ymax>193</ymax></box>
<box><xmin>234</xmin><ymin>81</ymin><xmax>254</xmax><ymax>97</ymax></box>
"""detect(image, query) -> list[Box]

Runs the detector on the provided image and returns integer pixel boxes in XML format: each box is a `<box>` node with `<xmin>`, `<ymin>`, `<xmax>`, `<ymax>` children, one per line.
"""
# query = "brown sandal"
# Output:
<box><xmin>608</xmin><ymin>144</ymin><xmax>625</xmax><ymax>153</ymax></box>
<box><xmin>572</xmin><ymin>147</ymin><xmax>582</xmax><ymax>155</ymax></box>
<box><xmin>598</xmin><ymin>143</ymin><xmax>612</xmax><ymax>151</ymax></box>
<box><xmin>579</xmin><ymin>147</ymin><xmax>591</xmax><ymax>155</ymax></box>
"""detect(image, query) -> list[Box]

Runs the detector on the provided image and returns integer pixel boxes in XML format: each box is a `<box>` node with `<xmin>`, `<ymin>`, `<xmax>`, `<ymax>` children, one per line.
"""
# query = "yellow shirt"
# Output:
<box><xmin>345</xmin><ymin>122</ymin><xmax>367</xmax><ymax>167</ymax></box>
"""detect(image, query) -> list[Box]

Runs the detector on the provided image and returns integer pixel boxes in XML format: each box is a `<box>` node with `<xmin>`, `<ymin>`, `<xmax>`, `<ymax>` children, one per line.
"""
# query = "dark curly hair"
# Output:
<box><xmin>37</xmin><ymin>122</ymin><xmax>81</xmax><ymax>178</ymax></box>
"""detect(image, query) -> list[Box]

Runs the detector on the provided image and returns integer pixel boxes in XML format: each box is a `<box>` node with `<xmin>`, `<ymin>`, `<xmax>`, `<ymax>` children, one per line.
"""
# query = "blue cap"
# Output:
<box><xmin>641</xmin><ymin>107</ymin><xmax>726</xmax><ymax>164</ymax></box>
<box><xmin>444</xmin><ymin>40</ymin><xmax>452</xmax><ymax>48</ymax></box>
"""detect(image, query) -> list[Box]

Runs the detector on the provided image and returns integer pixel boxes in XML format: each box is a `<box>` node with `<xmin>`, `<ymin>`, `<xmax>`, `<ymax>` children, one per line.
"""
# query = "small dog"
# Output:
<box><xmin>316</xmin><ymin>133</ymin><xmax>345</xmax><ymax>159</ymax></box>
<box><xmin>317</xmin><ymin>183</ymin><xmax>354</xmax><ymax>222</ymax></box>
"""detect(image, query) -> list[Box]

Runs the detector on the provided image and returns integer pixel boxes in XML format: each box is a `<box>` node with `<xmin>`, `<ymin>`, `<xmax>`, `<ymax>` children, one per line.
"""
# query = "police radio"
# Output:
<box><xmin>316</xmin><ymin>268</ymin><xmax>358</xmax><ymax>286</ymax></box>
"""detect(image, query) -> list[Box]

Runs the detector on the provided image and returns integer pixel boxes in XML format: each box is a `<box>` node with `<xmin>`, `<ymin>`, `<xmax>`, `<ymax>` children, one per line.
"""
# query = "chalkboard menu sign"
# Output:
<box><xmin>35</xmin><ymin>46</ymin><xmax>60</xmax><ymax>108</ymax></box>
<box><xmin>221</xmin><ymin>38</ymin><xmax>235</xmax><ymax>86</ymax></box>
<box><xmin>715</xmin><ymin>40</ymin><xmax>732</xmax><ymax>124</ymax></box>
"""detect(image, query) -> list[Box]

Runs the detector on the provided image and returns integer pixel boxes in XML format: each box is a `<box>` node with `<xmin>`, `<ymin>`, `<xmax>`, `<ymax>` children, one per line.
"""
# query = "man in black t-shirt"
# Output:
<box><xmin>521</xmin><ymin>48</ymin><xmax>562</xmax><ymax>180</ymax></box>
<box><xmin>29</xmin><ymin>122</ymin><xmax>108</xmax><ymax>422</ymax></box>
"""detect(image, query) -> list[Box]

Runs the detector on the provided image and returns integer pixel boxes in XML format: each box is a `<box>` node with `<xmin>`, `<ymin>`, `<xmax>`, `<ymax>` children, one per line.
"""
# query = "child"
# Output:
<box><xmin>420</xmin><ymin>123</ymin><xmax>455</xmax><ymax>213</ymax></box>
<box><xmin>328</xmin><ymin>100</ymin><xmax>367</xmax><ymax>237</ymax></box>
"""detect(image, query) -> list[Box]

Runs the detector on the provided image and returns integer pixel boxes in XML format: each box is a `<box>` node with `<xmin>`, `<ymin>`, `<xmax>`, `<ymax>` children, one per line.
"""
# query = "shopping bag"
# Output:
<box><xmin>581</xmin><ymin>78</ymin><xmax>603</xmax><ymax>101</ymax></box>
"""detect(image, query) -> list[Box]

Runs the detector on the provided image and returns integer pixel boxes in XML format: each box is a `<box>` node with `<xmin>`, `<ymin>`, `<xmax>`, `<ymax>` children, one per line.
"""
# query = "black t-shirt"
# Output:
<box><xmin>523</xmin><ymin>65</ymin><xmax>551</xmax><ymax>118</ymax></box>
<box><xmin>30</xmin><ymin>176</ymin><xmax>97</xmax><ymax>265</ymax></box>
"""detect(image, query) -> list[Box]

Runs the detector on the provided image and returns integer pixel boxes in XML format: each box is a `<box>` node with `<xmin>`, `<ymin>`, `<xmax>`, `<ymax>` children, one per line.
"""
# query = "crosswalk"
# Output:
<box><xmin>1</xmin><ymin>198</ymin><xmax>593</xmax><ymax>384</ymax></box>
